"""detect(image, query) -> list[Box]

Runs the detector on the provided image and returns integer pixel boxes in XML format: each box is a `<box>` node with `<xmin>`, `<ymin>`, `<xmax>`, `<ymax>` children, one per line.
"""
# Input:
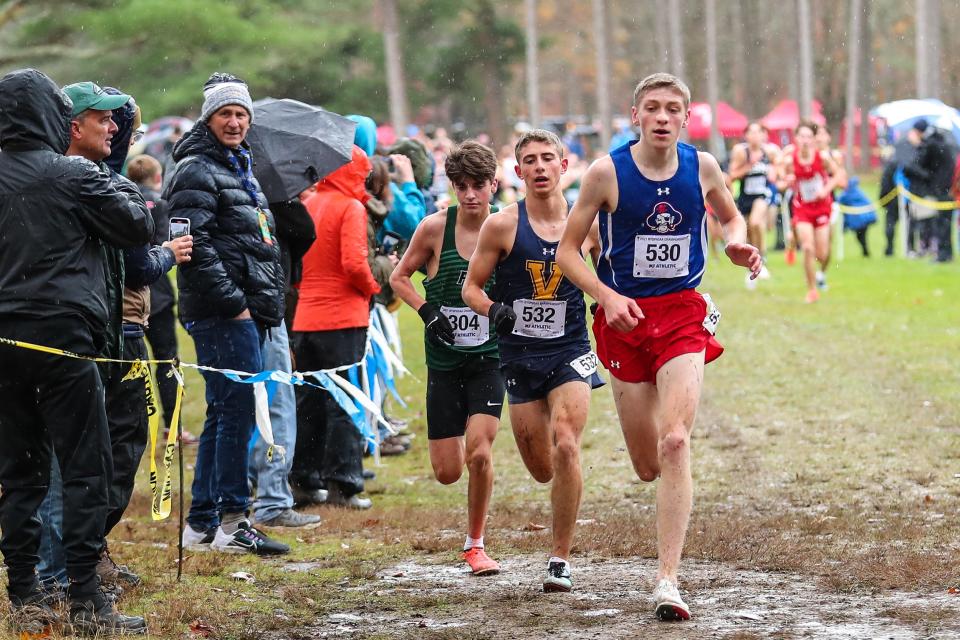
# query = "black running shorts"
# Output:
<box><xmin>500</xmin><ymin>347</ymin><xmax>605</xmax><ymax>404</ymax></box>
<box><xmin>426</xmin><ymin>355</ymin><xmax>505</xmax><ymax>440</ymax></box>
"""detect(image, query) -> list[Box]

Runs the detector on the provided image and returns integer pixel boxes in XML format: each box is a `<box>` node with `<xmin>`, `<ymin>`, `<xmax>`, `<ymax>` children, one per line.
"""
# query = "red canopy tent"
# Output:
<box><xmin>686</xmin><ymin>102</ymin><xmax>749</xmax><ymax>139</ymax></box>
<box><xmin>761</xmin><ymin>99</ymin><xmax>826</xmax><ymax>146</ymax></box>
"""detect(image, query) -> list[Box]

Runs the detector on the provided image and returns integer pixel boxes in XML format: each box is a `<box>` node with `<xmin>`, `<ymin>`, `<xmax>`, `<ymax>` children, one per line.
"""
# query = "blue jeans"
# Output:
<box><xmin>37</xmin><ymin>454</ymin><xmax>68</xmax><ymax>589</ymax></box>
<box><xmin>249</xmin><ymin>322</ymin><xmax>296</xmax><ymax>522</ymax></box>
<box><xmin>187</xmin><ymin>318</ymin><xmax>263</xmax><ymax>531</ymax></box>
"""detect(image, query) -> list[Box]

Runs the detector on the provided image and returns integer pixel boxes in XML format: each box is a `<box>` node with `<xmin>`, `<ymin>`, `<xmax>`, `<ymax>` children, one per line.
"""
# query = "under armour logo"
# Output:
<box><xmin>610</xmin><ymin>361</ymin><xmax>621</xmax><ymax>368</ymax></box>
<box><xmin>542</xmin><ymin>247</ymin><xmax>555</xmax><ymax>256</ymax></box>
<box><xmin>657</xmin><ymin>187</ymin><xmax>670</xmax><ymax>196</ymax></box>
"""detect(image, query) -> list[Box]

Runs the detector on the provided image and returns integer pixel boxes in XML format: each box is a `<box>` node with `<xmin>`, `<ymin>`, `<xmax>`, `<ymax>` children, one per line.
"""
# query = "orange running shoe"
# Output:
<box><xmin>785</xmin><ymin>247</ymin><xmax>796</xmax><ymax>266</ymax></box>
<box><xmin>805</xmin><ymin>289</ymin><xmax>820</xmax><ymax>304</ymax></box>
<box><xmin>462</xmin><ymin>547</ymin><xmax>500</xmax><ymax>576</ymax></box>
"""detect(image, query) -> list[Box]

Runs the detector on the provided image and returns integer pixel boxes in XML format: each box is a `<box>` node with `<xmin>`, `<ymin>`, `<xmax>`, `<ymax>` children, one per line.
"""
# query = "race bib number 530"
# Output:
<box><xmin>634</xmin><ymin>234</ymin><xmax>690</xmax><ymax>279</ymax></box>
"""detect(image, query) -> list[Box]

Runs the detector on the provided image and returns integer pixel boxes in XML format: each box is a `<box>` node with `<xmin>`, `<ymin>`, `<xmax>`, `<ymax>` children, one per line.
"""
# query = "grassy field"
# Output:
<box><xmin>4</xmin><ymin>208</ymin><xmax>959</xmax><ymax>639</ymax></box>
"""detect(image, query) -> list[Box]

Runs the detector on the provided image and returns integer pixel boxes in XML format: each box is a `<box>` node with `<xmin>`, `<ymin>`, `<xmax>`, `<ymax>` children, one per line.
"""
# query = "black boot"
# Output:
<box><xmin>69</xmin><ymin>589</ymin><xmax>146</xmax><ymax>636</ymax></box>
<box><xmin>9</xmin><ymin>588</ymin><xmax>61</xmax><ymax>635</ymax></box>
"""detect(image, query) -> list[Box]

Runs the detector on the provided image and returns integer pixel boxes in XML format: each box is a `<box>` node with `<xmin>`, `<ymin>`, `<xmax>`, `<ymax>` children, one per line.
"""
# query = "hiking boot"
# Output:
<box><xmin>98</xmin><ymin>545</ymin><xmax>141</xmax><ymax>588</ymax></box>
<box><xmin>211</xmin><ymin>520</ymin><xmax>290</xmax><ymax>556</ymax></box>
<box><xmin>379</xmin><ymin>440</ymin><xmax>406</xmax><ymax>456</ymax></box>
<box><xmin>326</xmin><ymin>485</ymin><xmax>372</xmax><ymax>510</ymax></box>
<box><xmin>652</xmin><ymin>578</ymin><xmax>690</xmax><ymax>621</ymax></box>
<box><xmin>9</xmin><ymin>589</ymin><xmax>61</xmax><ymax>635</ymax></box>
<box><xmin>543</xmin><ymin>559</ymin><xmax>572</xmax><ymax>593</ymax></box>
<box><xmin>291</xmin><ymin>485</ymin><xmax>329</xmax><ymax>506</ymax></box>
<box><xmin>182</xmin><ymin>524</ymin><xmax>216</xmax><ymax>551</ymax></box>
<box><xmin>69</xmin><ymin>590</ymin><xmax>146</xmax><ymax>636</ymax></box>
<box><xmin>462</xmin><ymin>547</ymin><xmax>500</xmax><ymax>576</ymax></box>
<box><xmin>258</xmin><ymin>508</ymin><xmax>322</xmax><ymax>528</ymax></box>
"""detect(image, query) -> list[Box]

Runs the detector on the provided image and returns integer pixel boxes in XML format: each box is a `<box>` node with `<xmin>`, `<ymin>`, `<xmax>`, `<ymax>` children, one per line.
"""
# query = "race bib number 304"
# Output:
<box><xmin>511</xmin><ymin>299</ymin><xmax>566</xmax><ymax>339</ymax></box>
<box><xmin>633</xmin><ymin>234</ymin><xmax>690</xmax><ymax>279</ymax></box>
<box><xmin>440</xmin><ymin>306</ymin><xmax>489</xmax><ymax>347</ymax></box>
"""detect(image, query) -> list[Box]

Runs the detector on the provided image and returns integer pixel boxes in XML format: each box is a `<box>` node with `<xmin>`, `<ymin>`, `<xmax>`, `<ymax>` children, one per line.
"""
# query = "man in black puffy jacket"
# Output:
<box><xmin>164</xmin><ymin>73</ymin><xmax>289</xmax><ymax>556</ymax></box>
<box><xmin>903</xmin><ymin>119</ymin><xmax>957</xmax><ymax>262</ymax></box>
<box><xmin>0</xmin><ymin>69</ymin><xmax>153</xmax><ymax>634</ymax></box>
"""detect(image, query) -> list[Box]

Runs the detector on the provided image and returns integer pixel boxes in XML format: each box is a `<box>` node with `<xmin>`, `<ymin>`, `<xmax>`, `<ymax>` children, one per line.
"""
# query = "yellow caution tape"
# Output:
<box><xmin>835</xmin><ymin>185</ymin><xmax>958</xmax><ymax>214</ymax></box>
<box><xmin>124</xmin><ymin>360</ymin><xmax>183</xmax><ymax>521</ymax></box>
<box><xmin>0</xmin><ymin>337</ymin><xmax>184</xmax><ymax>521</ymax></box>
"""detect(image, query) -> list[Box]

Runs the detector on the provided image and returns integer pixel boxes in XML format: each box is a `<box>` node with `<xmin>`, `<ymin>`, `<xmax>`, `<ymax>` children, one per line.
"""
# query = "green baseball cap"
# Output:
<box><xmin>62</xmin><ymin>81</ymin><xmax>130</xmax><ymax>116</ymax></box>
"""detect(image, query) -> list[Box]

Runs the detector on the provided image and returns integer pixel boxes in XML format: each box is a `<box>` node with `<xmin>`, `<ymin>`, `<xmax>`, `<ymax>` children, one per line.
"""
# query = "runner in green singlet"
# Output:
<box><xmin>390</xmin><ymin>140</ymin><xmax>505</xmax><ymax>576</ymax></box>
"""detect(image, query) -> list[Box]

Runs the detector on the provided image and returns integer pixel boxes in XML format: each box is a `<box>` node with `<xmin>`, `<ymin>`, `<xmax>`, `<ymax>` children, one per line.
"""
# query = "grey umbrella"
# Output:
<box><xmin>247</xmin><ymin>98</ymin><xmax>357</xmax><ymax>202</ymax></box>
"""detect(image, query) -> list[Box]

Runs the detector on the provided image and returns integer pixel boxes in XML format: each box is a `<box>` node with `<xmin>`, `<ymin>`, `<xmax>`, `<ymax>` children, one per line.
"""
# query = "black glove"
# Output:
<box><xmin>418</xmin><ymin>302</ymin><xmax>455</xmax><ymax>347</ymax></box>
<box><xmin>488</xmin><ymin>302</ymin><xmax>517</xmax><ymax>337</ymax></box>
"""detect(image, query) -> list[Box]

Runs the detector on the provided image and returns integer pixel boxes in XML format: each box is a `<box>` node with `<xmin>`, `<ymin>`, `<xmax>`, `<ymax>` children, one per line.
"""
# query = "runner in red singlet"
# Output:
<box><xmin>781</xmin><ymin>120</ymin><xmax>841</xmax><ymax>303</ymax></box>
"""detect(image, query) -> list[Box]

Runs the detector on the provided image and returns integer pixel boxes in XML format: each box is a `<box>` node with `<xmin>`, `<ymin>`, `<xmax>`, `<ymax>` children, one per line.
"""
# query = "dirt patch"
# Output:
<box><xmin>286</xmin><ymin>554</ymin><xmax>960</xmax><ymax>640</ymax></box>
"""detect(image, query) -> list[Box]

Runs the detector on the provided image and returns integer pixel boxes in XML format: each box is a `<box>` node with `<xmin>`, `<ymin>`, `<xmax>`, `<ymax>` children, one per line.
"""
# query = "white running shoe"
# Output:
<box><xmin>815</xmin><ymin>271</ymin><xmax>828</xmax><ymax>291</ymax></box>
<box><xmin>181</xmin><ymin>524</ymin><xmax>215</xmax><ymax>551</ymax></box>
<box><xmin>758</xmin><ymin>265</ymin><xmax>771</xmax><ymax>280</ymax></box>
<box><xmin>744</xmin><ymin>272</ymin><xmax>757</xmax><ymax>290</ymax></box>
<box><xmin>652</xmin><ymin>578</ymin><xmax>690</xmax><ymax>621</ymax></box>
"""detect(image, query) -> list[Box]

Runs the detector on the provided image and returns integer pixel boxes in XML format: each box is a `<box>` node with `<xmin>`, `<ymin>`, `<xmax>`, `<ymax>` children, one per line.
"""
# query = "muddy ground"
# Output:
<box><xmin>277</xmin><ymin>554</ymin><xmax>960</xmax><ymax>640</ymax></box>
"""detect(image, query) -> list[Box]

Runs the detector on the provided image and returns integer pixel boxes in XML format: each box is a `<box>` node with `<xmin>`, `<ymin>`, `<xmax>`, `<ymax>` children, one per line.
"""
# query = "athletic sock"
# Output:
<box><xmin>221</xmin><ymin>512</ymin><xmax>245</xmax><ymax>534</ymax></box>
<box><xmin>464</xmin><ymin>535</ymin><xmax>484</xmax><ymax>551</ymax></box>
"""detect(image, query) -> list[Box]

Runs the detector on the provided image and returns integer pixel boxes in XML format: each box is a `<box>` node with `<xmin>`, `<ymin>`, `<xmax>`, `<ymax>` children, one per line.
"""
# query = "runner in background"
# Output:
<box><xmin>780</xmin><ymin>121</ymin><xmax>842</xmax><ymax>303</ymax></box>
<box><xmin>728</xmin><ymin>122</ymin><xmax>779</xmax><ymax>287</ymax></box>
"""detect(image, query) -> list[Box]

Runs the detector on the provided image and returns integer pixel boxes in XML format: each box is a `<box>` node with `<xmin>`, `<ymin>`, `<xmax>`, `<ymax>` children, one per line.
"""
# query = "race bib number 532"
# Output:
<box><xmin>511</xmin><ymin>299</ymin><xmax>566</xmax><ymax>339</ymax></box>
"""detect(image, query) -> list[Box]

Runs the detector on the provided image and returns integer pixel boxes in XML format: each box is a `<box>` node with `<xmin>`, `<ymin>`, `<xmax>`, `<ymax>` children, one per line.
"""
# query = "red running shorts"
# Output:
<box><xmin>592</xmin><ymin>289</ymin><xmax>724</xmax><ymax>384</ymax></box>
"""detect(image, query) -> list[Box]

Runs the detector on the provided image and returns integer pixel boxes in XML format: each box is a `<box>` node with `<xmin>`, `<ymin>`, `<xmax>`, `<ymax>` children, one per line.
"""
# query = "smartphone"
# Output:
<box><xmin>379</xmin><ymin>231</ymin><xmax>401</xmax><ymax>256</ymax></box>
<box><xmin>169</xmin><ymin>217</ymin><xmax>190</xmax><ymax>240</ymax></box>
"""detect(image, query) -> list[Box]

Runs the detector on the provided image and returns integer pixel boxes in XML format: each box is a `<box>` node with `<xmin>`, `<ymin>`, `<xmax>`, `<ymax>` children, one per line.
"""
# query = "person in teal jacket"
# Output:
<box><xmin>348</xmin><ymin>114</ymin><xmax>426</xmax><ymax>243</ymax></box>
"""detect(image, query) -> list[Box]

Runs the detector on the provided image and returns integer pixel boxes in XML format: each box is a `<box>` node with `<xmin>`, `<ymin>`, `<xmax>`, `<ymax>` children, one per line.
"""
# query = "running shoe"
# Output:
<box><xmin>785</xmin><ymin>247</ymin><xmax>796</xmax><ymax>265</ymax></box>
<box><xmin>211</xmin><ymin>520</ymin><xmax>290</xmax><ymax>555</ymax></box>
<box><xmin>744</xmin><ymin>272</ymin><xmax>757</xmax><ymax>290</ymax></box>
<box><xmin>257</xmin><ymin>508</ymin><xmax>322</xmax><ymax>528</ymax></box>
<box><xmin>543</xmin><ymin>560</ymin><xmax>572</xmax><ymax>593</ymax></box>
<box><xmin>181</xmin><ymin>524</ymin><xmax>216</xmax><ymax>551</ymax></box>
<box><xmin>652</xmin><ymin>578</ymin><xmax>690</xmax><ymax>621</ymax></box>
<box><xmin>815</xmin><ymin>270</ymin><xmax>828</xmax><ymax>291</ymax></box>
<box><xmin>758</xmin><ymin>264</ymin><xmax>771</xmax><ymax>280</ymax></box>
<box><xmin>462</xmin><ymin>547</ymin><xmax>500</xmax><ymax>576</ymax></box>
<box><xmin>805</xmin><ymin>290</ymin><xmax>820</xmax><ymax>304</ymax></box>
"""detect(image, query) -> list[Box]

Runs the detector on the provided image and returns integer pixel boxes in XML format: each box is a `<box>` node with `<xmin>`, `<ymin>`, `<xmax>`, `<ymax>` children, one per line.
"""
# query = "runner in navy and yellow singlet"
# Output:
<box><xmin>728</xmin><ymin>121</ymin><xmax>780</xmax><ymax>285</ymax></box>
<box><xmin>557</xmin><ymin>73</ymin><xmax>761</xmax><ymax>622</ymax></box>
<box><xmin>462</xmin><ymin>129</ymin><xmax>603</xmax><ymax>594</ymax></box>
<box><xmin>391</xmin><ymin>141</ymin><xmax>504</xmax><ymax>577</ymax></box>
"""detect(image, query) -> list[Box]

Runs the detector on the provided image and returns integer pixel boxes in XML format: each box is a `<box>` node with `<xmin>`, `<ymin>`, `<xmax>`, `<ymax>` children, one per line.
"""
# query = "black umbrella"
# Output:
<box><xmin>247</xmin><ymin>98</ymin><xmax>357</xmax><ymax>202</ymax></box>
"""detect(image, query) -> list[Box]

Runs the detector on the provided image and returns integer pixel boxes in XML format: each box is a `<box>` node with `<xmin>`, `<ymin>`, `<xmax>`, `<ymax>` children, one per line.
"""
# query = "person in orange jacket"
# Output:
<box><xmin>290</xmin><ymin>146</ymin><xmax>380</xmax><ymax>509</ymax></box>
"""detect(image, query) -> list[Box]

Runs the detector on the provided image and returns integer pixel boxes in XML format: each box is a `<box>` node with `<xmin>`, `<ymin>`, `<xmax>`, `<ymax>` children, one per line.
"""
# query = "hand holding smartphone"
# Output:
<box><xmin>169</xmin><ymin>217</ymin><xmax>190</xmax><ymax>240</ymax></box>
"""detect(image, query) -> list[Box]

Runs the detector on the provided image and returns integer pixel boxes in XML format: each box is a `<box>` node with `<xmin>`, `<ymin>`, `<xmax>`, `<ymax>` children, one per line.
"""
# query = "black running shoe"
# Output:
<box><xmin>211</xmin><ymin>520</ymin><xmax>290</xmax><ymax>556</ymax></box>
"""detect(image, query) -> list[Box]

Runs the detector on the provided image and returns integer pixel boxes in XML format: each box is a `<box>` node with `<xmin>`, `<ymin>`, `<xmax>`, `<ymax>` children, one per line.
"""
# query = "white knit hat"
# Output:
<box><xmin>200</xmin><ymin>73</ymin><xmax>254</xmax><ymax>123</ymax></box>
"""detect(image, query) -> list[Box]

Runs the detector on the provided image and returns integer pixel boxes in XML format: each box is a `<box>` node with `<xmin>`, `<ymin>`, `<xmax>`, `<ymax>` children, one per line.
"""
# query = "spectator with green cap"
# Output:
<box><xmin>0</xmin><ymin>68</ymin><xmax>152</xmax><ymax>636</ymax></box>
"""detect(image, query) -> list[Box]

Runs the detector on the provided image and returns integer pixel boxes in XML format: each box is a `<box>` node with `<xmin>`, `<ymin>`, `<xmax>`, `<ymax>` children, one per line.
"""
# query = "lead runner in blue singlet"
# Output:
<box><xmin>557</xmin><ymin>73</ymin><xmax>761</xmax><ymax>622</ymax></box>
<box><xmin>462</xmin><ymin>129</ymin><xmax>604</xmax><ymax>595</ymax></box>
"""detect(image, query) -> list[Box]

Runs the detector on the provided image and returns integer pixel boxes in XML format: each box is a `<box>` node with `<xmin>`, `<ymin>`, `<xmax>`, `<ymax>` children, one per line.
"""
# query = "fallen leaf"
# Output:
<box><xmin>948</xmin><ymin>587</ymin><xmax>959</xmax><ymax>595</ymax></box>
<box><xmin>522</xmin><ymin>522</ymin><xmax>547</xmax><ymax>531</ymax></box>
<box><xmin>362</xmin><ymin>518</ymin><xmax>381</xmax><ymax>527</ymax></box>
<box><xmin>19</xmin><ymin>627</ymin><xmax>52</xmax><ymax>640</ymax></box>
<box><xmin>189</xmin><ymin>619</ymin><xmax>214</xmax><ymax>637</ymax></box>
<box><xmin>230</xmin><ymin>571</ymin><xmax>255</xmax><ymax>583</ymax></box>
<box><xmin>924</xmin><ymin>495</ymin><xmax>935</xmax><ymax>503</ymax></box>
